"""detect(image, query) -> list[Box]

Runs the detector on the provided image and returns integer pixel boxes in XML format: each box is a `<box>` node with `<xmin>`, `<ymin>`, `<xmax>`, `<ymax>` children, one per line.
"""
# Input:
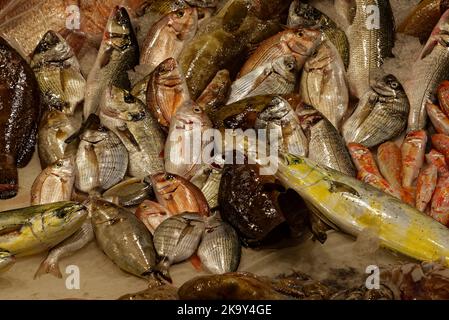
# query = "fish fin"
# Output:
<box><xmin>65</xmin><ymin>114</ymin><xmax>100</xmax><ymax>144</ymax></box>
<box><xmin>154</xmin><ymin>258</ymin><xmax>172</xmax><ymax>283</ymax></box>
<box><xmin>420</xmin><ymin>39</ymin><xmax>438</xmax><ymax>60</ymax></box>
<box><xmin>305</xmin><ymin>201</ymin><xmax>340</xmax><ymax>233</ymax></box>
<box><xmin>327</xmin><ymin>180</ymin><xmax>360</xmax><ymax>197</ymax></box>
<box><xmin>308</xmin><ymin>213</ymin><xmax>329</xmax><ymax>244</ymax></box>
<box><xmin>0</xmin><ymin>225</ymin><xmax>22</xmax><ymax>237</ymax></box>
<box><xmin>34</xmin><ymin>259</ymin><xmax>62</xmax><ymax>279</ymax></box>
<box><xmin>99</xmin><ymin>46</ymin><xmax>114</xmax><ymax>69</ymax></box>
<box><xmin>116</xmin><ymin>125</ymin><xmax>141</xmax><ymax>150</ymax></box>
<box><xmin>189</xmin><ymin>254</ymin><xmax>202</xmax><ymax>271</ymax></box>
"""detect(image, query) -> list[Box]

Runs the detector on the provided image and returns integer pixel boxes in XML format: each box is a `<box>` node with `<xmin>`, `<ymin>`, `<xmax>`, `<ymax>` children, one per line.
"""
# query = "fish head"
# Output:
<box><xmin>168</xmin><ymin>8</ymin><xmax>198</xmax><ymax>39</ymax></box>
<box><xmin>41</xmin><ymin>202</ymin><xmax>87</xmax><ymax>235</ymax></box>
<box><xmin>86</xmin><ymin>198</ymin><xmax>122</xmax><ymax>223</ymax></box>
<box><xmin>257</xmin><ymin>96</ymin><xmax>292</xmax><ymax>124</ymax></box>
<box><xmin>105</xmin><ymin>7</ymin><xmax>135</xmax><ymax>50</ymax></box>
<box><xmin>272</xmin><ymin>55</ymin><xmax>298</xmax><ymax>80</ymax></box>
<box><xmin>284</xmin><ymin>28</ymin><xmax>322</xmax><ymax>60</ymax></box>
<box><xmin>51</xmin><ymin>157</ymin><xmax>76</xmax><ymax>177</ymax></box>
<box><xmin>305</xmin><ymin>42</ymin><xmax>334</xmax><ymax>70</ymax></box>
<box><xmin>44</xmin><ymin>109</ymin><xmax>71</xmax><ymax>129</ymax></box>
<box><xmin>103</xmin><ymin>85</ymin><xmax>146</xmax><ymax>122</ymax></box>
<box><xmin>31</xmin><ymin>31</ymin><xmax>74</xmax><ymax>68</ymax></box>
<box><xmin>372</xmin><ymin>74</ymin><xmax>404</xmax><ymax>97</ymax></box>
<box><xmin>173</xmin><ymin>100</ymin><xmax>212</xmax><ymax>131</ymax></box>
<box><xmin>150</xmin><ymin>173</ymin><xmax>183</xmax><ymax>197</ymax></box>
<box><xmin>289</xmin><ymin>1</ymin><xmax>323</xmax><ymax>28</ymax></box>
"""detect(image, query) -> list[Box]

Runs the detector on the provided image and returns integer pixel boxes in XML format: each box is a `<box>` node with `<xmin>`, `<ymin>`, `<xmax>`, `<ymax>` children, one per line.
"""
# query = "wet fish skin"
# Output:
<box><xmin>31</xmin><ymin>158</ymin><xmax>76</xmax><ymax>205</ymax></box>
<box><xmin>84</xmin><ymin>6</ymin><xmax>139</xmax><ymax>120</ymax></box>
<box><xmin>103</xmin><ymin>177</ymin><xmax>154</xmax><ymax>207</ymax></box>
<box><xmin>426</xmin><ymin>149</ymin><xmax>449</xmax><ymax>177</ymax></box>
<box><xmin>0</xmin><ymin>252</ymin><xmax>15</xmax><ymax>273</ymax></box>
<box><xmin>197</xmin><ymin>69</ymin><xmax>231</xmax><ymax>117</ymax></box>
<box><xmin>300</xmin><ymin>40</ymin><xmax>349</xmax><ymax>130</ymax></box>
<box><xmin>377</xmin><ymin>142</ymin><xmax>403</xmax><ymax>192</ymax></box>
<box><xmin>153</xmin><ymin>213</ymin><xmax>205</xmax><ymax>282</ymax></box>
<box><xmin>30</xmin><ymin>31</ymin><xmax>86</xmax><ymax>115</ymax></box>
<box><xmin>276</xmin><ymin>154</ymin><xmax>449</xmax><ymax>266</ymax></box>
<box><xmin>402</xmin><ymin>130</ymin><xmax>428</xmax><ymax>188</ymax></box>
<box><xmin>198</xmin><ymin>214</ymin><xmax>241</xmax><ymax>274</ymax></box>
<box><xmin>416</xmin><ymin>164</ymin><xmax>438</xmax><ymax>212</ymax></box>
<box><xmin>100</xmin><ymin>85</ymin><xmax>165</xmax><ymax>178</ymax></box>
<box><xmin>426</xmin><ymin>101</ymin><xmax>449</xmax><ymax>135</ymax></box>
<box><xmin>0</xmin><ymin>36</ymin><xmax>41</xmax><ymax>199</ymax></box>
<box><xmin>146</xmin><ymin>58</ymin><xmax>191</xmax><ymax>130</ymax></box>
<box><xmin>34</xmin><ymin>219</ymin><xmax>94</xmax><ymax>279</ymax></box>
<box><xmin>135</xmin><ymin>200</ymin><xmax>174</xmax><ymax>234</ymax></box>
<box><xmin>432</xmin><ymin>134</ymin><xmax>449</xmax><ymax>165</ymax></box>
<box><xmin>347</xmin><ymin>0</ymin><xmax>395</xmax><ymax>98</ymax></box>
<box><xmin>89</xmin><ymin>198</ymin><xmax>157</xmax><ymax>279</ymax></box>
<box><xmin>438</xmin><ymin>80</ymin><xmax>449</xmax><ymax>117</ymax></box>
<box><xmin>429</xmin><ymin>175</ymin><xmax>449</xmax><ymax>226</ymax></box>
<box><xmin>200</xmin><ymin>168</ymin><xmax>222</xmax><ymax>209</ymax></box>
<box><xmin>343</xmin><ymin>74</ymin><xmax>409</xmax><ymax>148</ymax></box>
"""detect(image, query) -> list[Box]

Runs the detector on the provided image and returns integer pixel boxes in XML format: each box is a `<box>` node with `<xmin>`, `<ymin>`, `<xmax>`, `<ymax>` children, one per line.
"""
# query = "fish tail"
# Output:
<box><xmin>153</xmin><ymin>258</ymin><xmax>172</xmax><ymax>283</ymax></box>
<box><xmin>34</xmin><ymin>260</ymin><xmax>62</xmax><ymax>279</ymax></box>
<box><xmin>0</xmin><ymin>154</ymin><xmax>18</xmax><ymax>199</ymax></box>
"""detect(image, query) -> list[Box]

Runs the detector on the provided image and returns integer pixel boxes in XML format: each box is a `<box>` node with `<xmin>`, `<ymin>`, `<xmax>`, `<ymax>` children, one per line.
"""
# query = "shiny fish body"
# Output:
<box><xmin>197</xmin><ymin>69</ymin><xmax>231</xmax><ymax>117</ymax></box>
<box><xmin>343</xmin><ymin>75</ymin><xmax>409</xmax><ymax>148</ymax></box>
<box><xmin>300</xmin><ymin>40</ymin><xmax>349</xmax><ymax>130</ymax></box>
<box><xmin>201</xmin><ymin>169</ymin><xmax>222</xmax><ymax>209</ymax></box>
<box><xmin>103</xmin><ymin>177</ymin><xmax>153</xmax><ymax>207</ymax></box>
<box><xmin>416</xmin><ymin>164</ymin><xmax>438</xmax><ymax>212</ymax></box>
<box><xmin>198</xmin><ymin>214</ymin><xmax>241</xmax><ymax>274</ymax></box>
<box><xmin>276</xmin><ymin>154</ymin><xmax>449</xmax><ymax>266</ymax></box>
<box><xmin>135</xmin><ymin>200</ymin><xmax>175</xmax><ymax>234</ymax></box>
<box><xmin>30</xmin><ymin>31</ymin><xmax>86</xmax><ymax>115</ymax></box>
<box><xmin>31</xmin><ymin>158</ymin><xmax>75</xmax><ymax>205</ymax></box>
<box><xmin>347</xmin><ymin>0</ymin><xmax>395</xmax><ymax>98</ymax></box>
<box><xmin>100</xmin><ymin>85</ymin><xmax>165</xmax><ymax>178</ymax></box>
<box><xmin>89</xmin><ymin>198</ymin><xmax>157</xmax><ymax>279</ymax></box>
<box><xmin>401</xmin><ymin>130</ymin><xmax>427</xmax><ymax>188</ymax></box>
<box><xmin>0</xmin><ymin>252</ymin><xmax>14</xmax><ymax>273</ymax></box>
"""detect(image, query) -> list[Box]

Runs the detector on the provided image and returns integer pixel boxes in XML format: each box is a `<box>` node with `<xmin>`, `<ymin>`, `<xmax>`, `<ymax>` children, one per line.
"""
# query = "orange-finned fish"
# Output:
<box><xmin>416</xmin><ymin>164</ymin><xmax>438</xmax><ymax>212</ymax></box>
<box><xmin>401</xmin><ymin>130</ymin><xmax>428</xmax><ymax>188</ymax></box>
<box><xmin>429</xmin><ymin>175</ymin><xmax>449</xmax><ymax>226</ymax></box>
<box><xmin>426</xmin><ymin>101</ymin><xmax>449</xmax><ymax>135</ymax></box>
<box><xmin>426</xmin><ymin>149</ymin><xmax>449</xmax><ymax>177</ymax></box>
<box><xmin>377</xmin><ymin>142</ymin><xmax>403</xmax><ymax>191</ymax></box>
<box><xmin>357</xmin><ymin>170</ymin><xmax>402</xmax><ymax>199</ymax></box>
<box><xmin>438</xmin><ymin>80</ymin><xmax>449</xmax><ymax>117</ymax></box>
<box><xmin>432</xmin><ymin>134</ymin><xmax>449</xmax><ymax>164</ymax></box>
<box><xmin>347</xmin><ymin>143</ymin><xmax>382</xmax><ymax>177</ymax></box>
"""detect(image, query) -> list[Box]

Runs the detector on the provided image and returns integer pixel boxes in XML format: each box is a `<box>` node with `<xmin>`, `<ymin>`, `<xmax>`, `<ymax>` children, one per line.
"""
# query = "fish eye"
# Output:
<box><xmin>193</xmin><ymin>106</ymin><xmax>202</xmax><ymax>113</ymax></box>
<box><xmin>176</xmin><ymin>10</ymin><xmax>185</xmax><ymax>18</ymax></box>
<box><xmin>165</xmin><ymin>174</ymin><xmax>174</xmax><ymax>180</ymax></box>
<box><xmin>103</xmin><ymin>203</ymin><xmax>110</xmax><ymax>208</ymax></box>
<box><xmin>297</xmin><ymin>30</ymin><xmax>304</xmax><ymax>37</ymax></box>
<box><xmin>56</xmin><ymin>161</ymin><xmax>63</xmax><ymax>168</ymax></box>
<box><xmin>390</xmin><ymin>81</ymin><xmax>399</xmax><ymax>89</ymax></box>
<box><xmin>56</xmin><ymin>209</ymin><xmax>67</xmax><ymax>219</ymax></box>
<box><xmin>124</xmin><ymin>93</ymin><xmax>136</xmax><ymax>103</ymax></box>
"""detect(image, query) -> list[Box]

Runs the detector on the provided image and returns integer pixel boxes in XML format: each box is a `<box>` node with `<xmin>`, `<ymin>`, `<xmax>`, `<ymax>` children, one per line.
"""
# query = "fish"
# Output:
<box><xmin>0</xmin><ymin>202</ymin><xmax>87</xmax><ymax>258</ymax></box>
<box><xmin>135</xmin><ymin>200</ymin><xmax>174</xmax><ymax>234</ymax></box>
<box><xmin>88</xmin><ymin>198</ymin><xmax>157</xmax><ymax>279</ymax></box>
<box><xmin>83</xmin><ymin>6</ymin><xmax>139</xmax><ymax>120</ymax></box>
<box><xmin>103</xmin><ymin>177</ymin><xmax>154</xmax><ymax>207</ymax></box>
<box><xmin>357</xmin><ymin>169</ymin><xmax>402</xmax><ymax>199</ymax></box>
<box><xmin>398</xmin><ymin>0</ymin><xmax>449</xmax><ymax>43</ymax></box>
<box><xmin>140</xmin><ymin>8</ymin><xmax>198</xmax><ymax>72</ymax></box>
<box><xmin>416</xmin><ymin>164</ymin><xmax>438</xmax><ymax>212</ymax></box>
<box><xmin>377</xmin><ymin>142</ymin><xmax>403</xmax><ymax>192</ymax></box>
<box><xmin>118</xmin><ymin>278</ymin><xmax>179</xmax><ymax>300</ymax></box>
<box><xmin>407</xmin><ymin>11</ymin><xmax>449</xmax><ymax>132</ymax></box>
<box><xmin>0</xmin><ymin>36</ymin><xmax>41</xmax><ymax>199</ymax></box>
<box><xmin>34</xmin><ymin>219</ymin><xmax>94</xmax><ymax>279</ymax></box>
<box><xmin>300</xmin><ymin>40</ymin><xmax>349</xmax><ymax>130</ymax></box>
<box><xmin>429</xmin><ymin>175</ymin><xmax>449</xmax><ymax>226</ymax></box>
<box><xmin>343</xmin><ymin>74</ymin><xmax>409</xmax><ymax>148</ymax></box>
<box><xmin>198</xmin><ymin>214</ymin><xmax>241</xmax><ymax>274</ymax></box>
<box><xmin>402</xmin><ymin>130</ymin><xmax>428</xmax><ymax>188</ymax></box>
<box><xmin>426</xmin><ymin>101</ymin><xmax>449</xmax><ymax>135</ymax></box>
<box><xmin>426</xmin><ymin>149</ymin><xmax>449</xmax><ymax>177</ymax></box>
<box><xmin>347</xmin><ymin>0</ymin><xmax>395</xmax><ymax>98</ymax></box>
<box><xmin>131</xmin><ymin>74</ymin><xmax>151</xmax><ymax>103</ymax></box>
<box><xmin>75</xmin><ymin>115</ymin><xmax>128</xmax><ymax>193</ymax></box>
<box><xmin>100</xmin><ymin>85</ymin><xmax>165</xmax><ymax>178</ymax></box>
<box><xmin>146</xmin><ymin>58</ymin><xmax>191</xmax><ymax>130</ymax></box>
<box><xmin>31</xmin><ymin>158</ymin><xmax>76</xmax><ymax>205</ymax></box>
<box><xmin>275</xmin><ymin>153</ymin><xmax>449</xmax><ymax>266</ymax></box>
<box><xmin>153</xmin><ymin>213</ymin><xmax>205</xmax><ymax>282</ymax></box>
<box><xmin>438</xmin><ymin>80</ymin><xmax>449</xmax><ymax>117</ymax></box>
<box><xmin>196</xmin><ymin>69</ymin><xmax>231</xmax><ymax>117</ymax></box>
<box><xmin>30</xmin><ymin>31</ymin><xmax>86</xmax><ymax>115</ymax></box>
<box><xmin>432</xmin><ymin>134</ymin><xmax>449</xmax><ymax>164</ymax></box>
<box><xmin>38</xmin><ymin>109</ymin><xmax>82</xmax><ymax>168</ymax></box>
<box><xmin>150</xmin><ymin>173</ymin><xmax>210</xmax><ymax>216</ymax></box>
<box><xmin>238</xmin><ymin>28</ymin><xmax>322</xmax><ymax>79</ymax></box>
<box><xmin>287</xmin><ymin>0</ymin><xmax>350</xmax><ymax>69</ymax></box>
<box><xmin>227</xmin><ymin>55</ymin><xmax>298</xmax><ymax>105</ymax></box>
<box><xmin>296</xmin><ymin>103</ymin><xmax>355</xmax><ymax>176</ymax></box>
<box><xmin>0</xmin><ymin>252</ymin><xmax>15</xmax><ymax>273</ymax></box>
<box><xmin>200</xmin><ymin>168</ymin><xmax>222</xmax><ymax>209</ymax></box>
<box><xmin>165</xmin><ymin>100</ymin><xmax>213</xmax><ymax>180</ymax></box>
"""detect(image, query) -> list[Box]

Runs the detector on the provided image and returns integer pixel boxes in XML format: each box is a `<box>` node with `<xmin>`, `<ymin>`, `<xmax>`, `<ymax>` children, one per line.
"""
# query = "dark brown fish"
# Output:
<box><xmin>0</xmin><ymin>37</ymin><xmax>41</xmax><ymax>199</ymax></box>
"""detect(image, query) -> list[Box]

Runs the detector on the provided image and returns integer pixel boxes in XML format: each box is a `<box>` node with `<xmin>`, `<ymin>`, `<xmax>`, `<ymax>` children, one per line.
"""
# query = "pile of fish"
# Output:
<box><xmin>2</xmin><ymin>0</ymin><xmax>449</xmax><ymax>300</ymax></box>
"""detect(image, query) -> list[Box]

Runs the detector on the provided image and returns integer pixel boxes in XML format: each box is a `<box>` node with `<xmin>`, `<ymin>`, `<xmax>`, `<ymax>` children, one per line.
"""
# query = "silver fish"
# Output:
<box><xmin>0</xmin><ymin>252</ymin><xmax>15</xmax><ymax>273</ymax></box>
<box><xmin>198</xmin><ymin>214</ymin><xmax>241</xmax><ymax>274</ymax></box>
<box><xmin>343</xmin><ymin>74</ymin><xmax>409</xmax><ymax>148</ymax></box>
<box><xmin>153</xmin><ymin>213</ymin><xmax>205</xmax><ymax>282</ymax></box>
<box><xmin>83</xmin><ymin>7</ymin><xmax>139</xmax><ymax>120</ymax></box>
<box><xmin>89</xmin><ymin>198</ymin><xmax>157</xmax><ymax>279</ymax></box>
<box><xmin>34</xmin><ymin>219</ymin><xmax>94</xmax><ymax>279</ymax></box>
<box><xmin>103</xmin><ymin>177</ymin><xmax>154</xmax><ymax>207</ymax></box>
<box><xmin>100</xmin><ymin>85</ymin><xmax>165</xmax><ymax>178</ymax></box>
<box><xmin>347</xmin><ymin>0</ymin><xmax>395</xmax><ymax>98</ymax></box>
<box><xmin>200</xmin><ymin>168</ymin><xmax>222</xmax><ymax>209</ymax></box>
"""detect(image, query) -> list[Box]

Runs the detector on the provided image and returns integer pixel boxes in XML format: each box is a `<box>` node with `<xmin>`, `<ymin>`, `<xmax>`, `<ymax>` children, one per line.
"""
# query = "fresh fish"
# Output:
<box><xmin>131</xmin><ymin>74</ymin><xmax>151</xmax><ymax>103</ymax></box>
<box><xmin>238</xmin><ymin>28</ymin><xmax>322</xmax><ymax>78</ymax></box>
<box><xmin>426</xmin><ymin>101</ymin><xmax>449</xmax><ymax>135</ymax></box>
<box><xmin>146</xmin><ymin>58</ymin><xmax>191</xmax><ymax>130</ymax></box>
<box><xmin>227</xmin><ymin>55</ymin><xmax>298</xmax><ymax>105</ymax></box>
<box><xmin>135</xmin><ymin>200</ymin><xmax>175</xmax><ymax>234</ymax></box>
<box><xmin>0</xmin><ymin>202</ymin><xmax>87</xmax><ymax>258</ymax></box>
<box><xmin>276</xmin><ymin>153</ymin><xmax>449</xmax><ymax>266</ymax></box>
<box><xmin>31</xmin><ymin>158</ymin><xmax>76</xmax><ymax>205</ymax></box>
<box><xmin>347</xmin><ymin>0</ymin><xmax>395</xmax><ymax>98</ymax></box>
<box><xmin>84</xmin><ymin>7</ymin><xmax>139</xmax><ymax>120</ymax></box>
<box><xmin>438</xmin><ymin>80</ymin><xmax>449</xmax><ymax>116</ymax></box>
<box><xmin>103</xmin><ymin>177</ymin><xmax>154</xmax><ymax>207</ymax></box>
<box><xmin>150</xmin><ymin>173</ymin><xmax>210</xmax><ymax>216</ymax></box>
<box><xmin>0</xmin><ymin>36</ymin><xmax>41</xmax><ymax>199</ymax></box>
<box><xmin>30</xmin><ymin>31</ymin><xmax>86</xmax><ymax>114</ymax></box>
<box><xmin>429</xmin><ymin>175</ymin><xmax>449</xmax><ymax>226</ymax></box>
<box><xmin>426</xmin><ymin>149</ymin><xmax>449</xmax><ymax>177</ymax></box>
<box><xmin>0</xmin><ymin>252</ymin><xmax>15</xmax><ymax>273</ymax></box>
<box><xmin>100</xmin><ymin>85</ymin><xmax>165</xmax><ymax>178</ymax></box>
<box><xmin>153</xmin><ymin>213</ymin><xmax>205</xmax><ymax>282</ymax></box>
<box><xmin>165</xmin><ymin>100</ymin><xmax>213</xmax><ymax>179</ymax></box>
<box><xmin>432</xmin><ymin>134</ymin><xmax>449</xmax><ymax>164</ymax></box>
<box><xmin>88</xmin><ymin>198</ymin><xmax>157</xmax><ymax>279</ymax></box>
<box><xmin>75</xmin><ymin>115</ymin><xmax>128</xmax><ymax>193</ymax></box>
<box><xmin>34</xmin><ymin>219</ymin><xmax>94</xmax><ymax>279</ymax></box>
<box><xmin>198</xmin><ymin>214</ymin><xmax>241</xmax><ymax>274</ymax></box>
<box><xmin>402</xmin><ymin>130</ymin><xmax>428</xmax><ymax>188</ymax></box>
<box><xmin>357</xmin><ymin>169</ymin><xmax>402</xmax><ymax>199</ymax></box>
<box><xmin>140</xmin><ymin>8</ymin><xmax>198</xmax><ymax>72</ymax></box>
<box><xmin>343</xmin><ymin>74</ymin><xmax>409</xmax><ymax>148</ymax></box>
<box><xmin>300</xmin><ymin>40</ymin><xmax>349</xmax><ymax>130</ymax></box>
<box><xmin>296</xmin><ymin>104</ymin><xmax>355</xmax><ymax>176</ymax></box>
<box><xmin>288</xmin><ymin>0</ymin><xmax>350</xmax><ymax>69</ymax></box>
<box><xmin>377</xmin><ymin>142</ymin><xmax>402</xmax><ymax>191</ymax></box>
<box><xmin>197</xmin><ymin>69</ymin><xmax>231</xmax><ymax>117</ymax></box>
<box><xmin>200</xmin><ymin>168</ymin><xmax>222</xmax><ymax>209</ymax></box>
<box><xmin>416</xmin><ymin>164</ymin><xmax>438</xmax><ymax>212</ymax></box>
<box><xmin>38</xmin><ymin>109</ymin><xmax>82</xmax><ymax>168</ymax></box>
<box><xmin>407</xmin><ymin>11</ymin><xmax>449</xmax><ymax>131</ymax></box>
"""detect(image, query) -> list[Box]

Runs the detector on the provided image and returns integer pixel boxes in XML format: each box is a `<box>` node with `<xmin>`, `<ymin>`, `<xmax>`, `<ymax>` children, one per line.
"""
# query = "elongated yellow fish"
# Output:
<box><xmin>275</xmin><ymin>154</ymin><xmax>449</xmax><ymax>265</ymax></box>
